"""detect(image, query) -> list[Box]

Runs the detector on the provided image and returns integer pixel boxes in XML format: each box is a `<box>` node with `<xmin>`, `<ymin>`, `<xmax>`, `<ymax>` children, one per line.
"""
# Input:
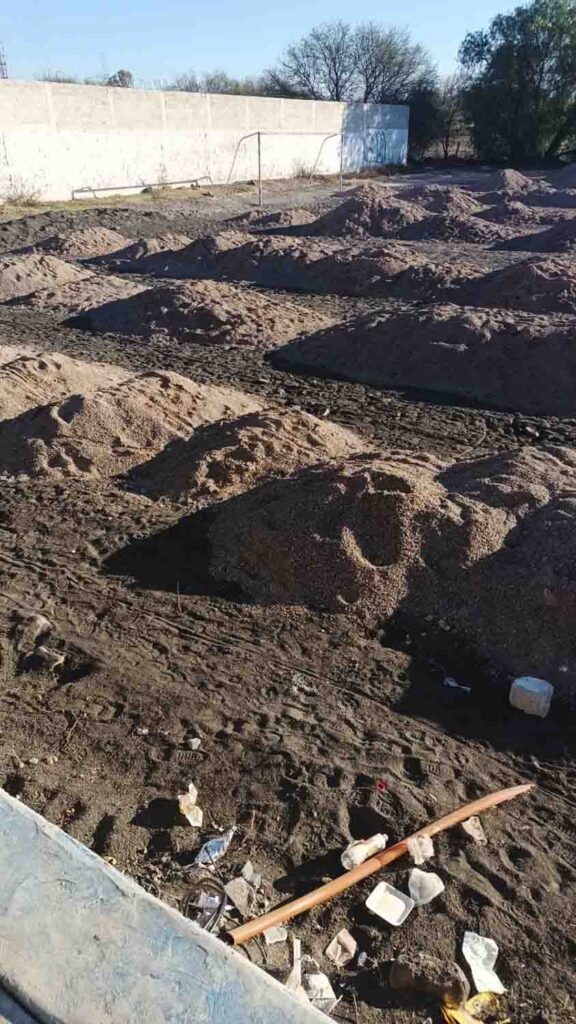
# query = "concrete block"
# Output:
<box><xmin>0</xmin><ymin>790</ymin><xmax>326</xmax><ymax>1024</ymax></box>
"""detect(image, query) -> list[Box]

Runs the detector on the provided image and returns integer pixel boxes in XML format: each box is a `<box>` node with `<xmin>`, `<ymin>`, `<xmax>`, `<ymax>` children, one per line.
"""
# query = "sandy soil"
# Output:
<box><xmin>0</xmin><ymin>171</ymin><xmax>573</xmax><ymax>1024</ymax></box>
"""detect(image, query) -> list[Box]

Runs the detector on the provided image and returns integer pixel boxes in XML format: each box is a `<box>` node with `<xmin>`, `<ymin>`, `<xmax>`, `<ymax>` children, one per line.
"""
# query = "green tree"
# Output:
<box><xmin>460</xmin><ymin>0</ymin><xmax>576</xmax><ymax>161</ymax></box>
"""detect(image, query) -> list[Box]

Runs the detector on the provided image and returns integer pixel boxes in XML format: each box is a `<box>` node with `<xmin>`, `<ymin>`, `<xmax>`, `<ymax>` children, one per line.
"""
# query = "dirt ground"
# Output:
<box><xmin>0</xmin><ymin>170</ymin><xmax>574</xmax><ymax>1024</ymax></box>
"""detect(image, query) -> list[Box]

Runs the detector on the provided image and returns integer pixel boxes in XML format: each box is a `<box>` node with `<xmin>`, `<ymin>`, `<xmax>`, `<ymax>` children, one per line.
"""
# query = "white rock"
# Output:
<box><xmin>461</xmin><ymin>816</ymin><xmax>487</xmax><ymax>845</ymax></box>
<box><xmin>264</xmin><ymin>925</ymin><xmax>288</xmax><ymax>945</ymax></box>
<box><xmin>509</xmin><ymin>676</ymin><xmax>554</xmax><ymax>718</ymax></box>
<box><xmin>224</xmin><ymin>876</ymin><xmax>252</xmax><ymax>916</ymax></box>
<box><xmin>305</xmin><ymin>972</ymin><xmax>339</xmax><ymax>1013</ymax></box>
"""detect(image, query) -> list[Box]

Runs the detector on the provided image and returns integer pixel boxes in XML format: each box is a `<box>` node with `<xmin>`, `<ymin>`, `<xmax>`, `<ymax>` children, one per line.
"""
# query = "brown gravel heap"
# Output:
<box><xmin>0</xmin><ymin>370</ymin><xmax>261</xmax><ymax>480</ymax></box>
<box><xmin>499</xmin><ymin>217</ymin><xmax>576</xmax><ymax>252</ymax></box>
<box><xmin>207</xmin><ymin>445</ymin><xmax>576</xmax><ymax>687</ymax></box>
<box><xmin>307</xmin><ymin>184</ymin><xmax>428</xmax><ymax>237</ymax></box>
<box><xmin>481</xmin><ymin>168</ymin><xmax>537</xmax><ymax>192</ymax></box>
<box><xmin>0</xmin><ymin>254</ymin><xmax>91</xmax><ymax>301</ymax></box>
<box><xmin>224</xmin><ymin>208</ymin><xmax>317</xmax><ymax>231</ymax></box>
<box><xmin>271</xmin><ymin>303</ymin><xmax>576</xmax><ymax>417</ymax></box>
<box><xmin>71</xmin><ymin>279</ymin><xmax>333</xmax><ymax>348</ymax></box>
<box><xmin>94</xmin><ymin>232</ymin><xmax>193</xmax><ymax>267</ymax></box>
<box><xmin>0</xmin><ymin>352</ymin><xmax>129</xmax><ymax>420</ymax></box>
<box><xmin>477</xmin><ymin>199</ymin><xmax>562</xmax><ymax>225</ymax></box>
<box><xmin>15</xmin><ymin>227</ymin><xmax>131</xmax><ymax>259</ymax></box>
<box><xmin>459</xmin><ymin>255</ymin><xmax>576</xmax><ymax>313</ymax></box>
<box><xmin>400</xmin><ymin>212</ymin><xmax>506</xmax><ymax>243</ymax></box>
<box><xmin>133</xmin><ymin>230</ymin><xmax>253</xmax><ymax>277</ymax></box>
<box><xmin>6</xmin><ymin>274</ymin><xmax>147</xmax><ymax>317</ymax></box>
<box><xmin>404</xmin><ymin>185</ymin><xmax>483</xmax><ymax>215</ymax></box>
<box><xmin>127</xmin><ymin>408</ymin><xmax>367</xmax><ymax>503</ymax></box>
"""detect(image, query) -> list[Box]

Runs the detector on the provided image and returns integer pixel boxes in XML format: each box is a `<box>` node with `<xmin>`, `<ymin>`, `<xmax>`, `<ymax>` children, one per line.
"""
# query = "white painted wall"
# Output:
<box><xmin>0</xmin><ymin>80</ymin><xmax>409</xmax><ymax>201</ymax></box>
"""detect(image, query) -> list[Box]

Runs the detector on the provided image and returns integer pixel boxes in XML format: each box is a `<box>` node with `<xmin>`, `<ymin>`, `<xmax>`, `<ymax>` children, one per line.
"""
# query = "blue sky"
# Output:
<box><xmin>3</xmin><ymin>0</ymin><xmax>518</xmax><ymax>85</ymax></box>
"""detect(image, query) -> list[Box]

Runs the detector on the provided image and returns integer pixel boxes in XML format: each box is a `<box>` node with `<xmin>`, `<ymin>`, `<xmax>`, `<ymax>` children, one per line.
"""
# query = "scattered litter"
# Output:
<box><xmin>325</xmin><ymin>928</ymin><xmax>358</xmax><ymax>967</ymax></box>
<box><xmin>461</xmin><ymin>816</ymin><xmax>487</xmax><ymax>845</ymax></box>
<box><xmin>178</xmin><ymin>782</ymin><xmax>203</xmax><ymax>827</ymax></box>
<box><xmin>407</xmin><ymin>833</ymin><xmax>434</xmax><ymax>865</ymax></box>
<box><xmin>444</xmin><ymin>677</ymin><xmax>472</xmax><ymax>694</ymax></box>
<box><xmin>182</xmin><ymin>876</ymin><xmax>227</xmax><ymax>932</ymax></box>
<box><xmin>341</xmin><ymin>833</ymin><xmax>388</xmax><ymax>869</ymax></box>
<box><xmin>136</xmin><ymin>726</ymin><xmax>149</xmax><ymax>736</ymax></box>
<box><xmin>408</xmin><ymin>867</ymin><xmax>445</xmax><ymax>905</ymax></box>
<box><xmin>241</xmin><ymin>860</ymin><xmax>262</xmax><ymax>890</ymax></box>
<box><xmin>509</xmin><ymin>676</ymin><xmax>554</xmax><ymax>718</ymax></box>
<box><xmin>225</xmin><ymin>876</ymin><xmax>252</xmax><ymax>916</ymax></box>
<box><xmin>285</xmin><ymin>938</ymin><xmax>309</xmax><ymax>1003</ymax></box>
<box><xmin>186</xmin><ymin>737</ymin><xmax>202</xmax><ymax>750</ymax></box>
<box><xmin>43</xmin><ymin>754</ymin><xmax>58</xmax><ymax>765</ymax></box>
<box><xmin>194</xmin><ymin>827</ymin><xmax>236</xmax><ymax>867</ymax></box>
<box><xmin>462</xmin><ymin>931</ymin><xmax>506</xmax><ymax>994</ymax></box>
<box><xmin>366</xmin><ymin>881</ymin><xmax>415</xmax><ymax>926</ymax></box>
<box><xmin>442</xmin><ymin>992</ymin><xmax>508</xmax><ymax>1024</ymax></box>
<box><xmin>304</xmin><ymin>972</ymin><xmax>339</xmax><ymax>1013</ymax></box>
<box><xmin>264</xmin><ymin>925</ymin><xmax>288</xmax><ymax>945</ymax></box>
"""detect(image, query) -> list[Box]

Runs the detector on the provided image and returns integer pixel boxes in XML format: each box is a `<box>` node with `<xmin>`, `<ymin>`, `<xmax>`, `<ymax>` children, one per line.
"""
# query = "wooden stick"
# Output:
<box><xmin>227</xmin><ymin>782</ymin><xmax>533</xmax><ymax>945</ymax></box>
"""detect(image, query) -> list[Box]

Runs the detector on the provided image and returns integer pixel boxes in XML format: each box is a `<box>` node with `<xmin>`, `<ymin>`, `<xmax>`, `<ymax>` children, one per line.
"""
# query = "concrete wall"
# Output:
<box><xmin>0</xmin><ymin>80</ymin><xmax>409</xmax><ymax>201</ymax></box>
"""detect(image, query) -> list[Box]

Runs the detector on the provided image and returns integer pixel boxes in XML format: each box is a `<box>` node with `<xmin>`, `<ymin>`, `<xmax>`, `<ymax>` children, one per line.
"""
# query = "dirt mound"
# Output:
<box><xmin>477</xmin><ymin>199</ymin><xmax>560</xmax><ymax>225</ymax></box>
<box><xmin>481</xmin><ymin>168</ymin><xmax>536</xmax><ymax>192</ymax></box>
<box><xmin>460</xmin><ymin>256</ymin><xmax>576</xmax><ymax>313</ymax></box>
<box><xmin>307</xmin><ymin>184</ymin><xmax>427</xmax><ymax>237</ymax></box>
<box><xmin>0</xmin><ymin>352</ymin><xmax>129</xmax><ymax>420</ymax></box>
<box><xmin>70</xmin><ymin>279</ymin><xmax>332</xmax><ymax>348</ymax></box>
<box><xmin>17</xmin><ymin>227</ymin><xmax>131</xmax><ymax>259</ymax></box>
<box><xmin>206</xmin><ymin>445</ymin><xmax>576</xmax><ymax>683</ymax></box>
<box><xmin>0</xmin><ymin>370</ymin><xmax>261</xmax><ymax>480</ymax></box>
<box><xmin>405</xmin><ymin>185</ymin><xmax>483</xmax><ymax>216</ymax></box>
<box><xmin>6</xmin><ymin>275</ymin><xmax>147</xmax><ymax>317</ymax></box>
<box><xmin>526</xmin><ymin>187</ymin><xmax>576</xmax><ymax>209</ymax></box>
<box><xmin>499</xmin><ymin>217</ymin><xmax>576</xmax><ymax>252</ymax></box>
<box><xmin>400</xmin><ymin>212</ymin><xmax>505</xmax><ymax>243</ymax></box>
<box><xmin>271</xmin><ymin>303</ymin><xmax>576</xmax><ymax>416</ymax></box>
<box><xmin>134</xmin><ymin>230</ymin><xmax>253</xmax><ymax>277</ymax></box>
<box><xmin>224</xmin><ymin>208</ymin><xmax>317</xmax><ymax>231</ymax></box>
<box><xmin>0</xmin><ymin>254</ymin><xmax>91</xmax><ymax>301</ymax></box>
<box><xmin>93</xmin><ymin>233</ymin><xmax>193</xmax><ymax>267</ymax></box>
<box><xmin>126</xmin><ymin>408</ymin><xmax>367</xmax><ymax>503</ymax></box>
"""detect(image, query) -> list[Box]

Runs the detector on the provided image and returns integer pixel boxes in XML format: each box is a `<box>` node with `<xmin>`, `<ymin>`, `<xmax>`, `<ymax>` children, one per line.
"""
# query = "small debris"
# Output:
<box><xmin>443</xmin><ymin>677</ymin><xmax>471</xmax><ymax>694</ymax></box>
<box><xmin>136</xmin><ymin>726</ymin><xmax>149</xmax><ymax>736</ymax></box>
<box><xmin>407</xmin><ymin>833</ymin><xmax>434</xmax><ymax>865</ymax></box>
<box><xmin>178</xmin><ymin>782</ymin><xmax>203</xmax><ymax>827</ymax></box>
<box><xmin>241</xmin><ymin>860</ymin><xmax>262</xmax><ymax>890</ymax></box>
<box><xmin>509</xmin><ymin>676</ymin><xmax>554</xmax><ymax>718</ymax></box>
<box><xmin>225</xmin><ymin>876</ymin><xmax>252</xmax><ymax>916</ymax></box>
<box><xmin>462</xmin><ymin>931</ymin><xmax>505</xmax><ymax>995</ymax></box>
<box><xmin>33</xmin><ymin>646</ymin><xmax>65</xmax><ymax>673</ymax></box>
<box><xmin>365</xmin><ymin>881</ymin><xmax>415</xmax><ymax>926</ymax></box>
<box><xmin>264</xmin><ymin>925</ymin><xmax>288</xmax><ymax>945</ymax></box>
<box><xmin>325</xmin><ymin>928</ymin><xmax>358</xmax><ymax>967</ymax></box>
<box><xmin>194</xmin><ymin>826</ymin><xmax>235</xmax><ymax>867</ymax></box>
<box><xmin>408</xmin><ymin>867</ymin><xmax>445</xmax><ymax>905</ymax></box>
<box><xmin>285</xmin><ymin>938</ymin><xmax>309</xmax><ymax>1003</ymax></box>
<box><xmin>186</xmin><ymin>737</ymin><xmax>202</xmax><ymax>751</ymax></box>
<box><xmin>43</xmin><ymin>754</ymin><xmax>59</xmax><ymax>765</ymax></box>
<box><xmin>390</xmin><ymin>951</ymin><xmax>470</xmax><ymax>1006</ymax></box>
<box><xmin>461</xmin><ymin>816</ymin><xmax>487</xmax><ymax>845</ymax></box>
<box><xmin>27</xmin><ymin>757</ymin><xmax>39</xmax><ymax>766</ymax></box>
<box><xmin>341</xmin><ymin>833</ymin><xmax>388</xmax><ymax>870</ymax></box>
<box><xmin>304</xmin><ymin>972</ymin><xmax>339</xmax><ymax>1013</ymax></box>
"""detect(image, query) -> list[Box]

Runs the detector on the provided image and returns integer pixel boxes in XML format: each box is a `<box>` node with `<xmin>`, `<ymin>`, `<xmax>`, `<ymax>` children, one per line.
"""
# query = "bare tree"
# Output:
<box><xmin>354</xmin><ymin>24</ymin><xmax>435</xmax><ymax>103</ymax></box>
<box><xmin>437</xmin><ymin>71</ymin><xmax>468</xmax><ymax>158</ymax></box>
<box><xmin>273</xmin><ymin>20</ymin><xmax>357</xmax><ymax>100</ymax></box>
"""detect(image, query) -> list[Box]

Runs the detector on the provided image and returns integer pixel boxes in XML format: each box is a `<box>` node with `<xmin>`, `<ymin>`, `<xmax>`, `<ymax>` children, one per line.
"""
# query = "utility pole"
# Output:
<box><xmin>0</xmin><ymin>44</ymin><xmax>8</xmax><ymax>79</ymax></box>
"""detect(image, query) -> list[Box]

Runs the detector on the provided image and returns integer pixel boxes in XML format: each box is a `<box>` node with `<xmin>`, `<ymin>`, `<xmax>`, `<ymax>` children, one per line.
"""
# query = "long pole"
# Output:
<box><xmin>257</xmin><ymin>132</ymin><xmax>262</xmax><ymax>208</ymax></box>
<box><xmin>340</xmin><ymin>132</ymin><xmax>344</xmax><ymax>189</ymax></box>
<box><xmin>227</xmin><ymin>782</ymin><xmax>533</xmax><ymax>946</ymax></box>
